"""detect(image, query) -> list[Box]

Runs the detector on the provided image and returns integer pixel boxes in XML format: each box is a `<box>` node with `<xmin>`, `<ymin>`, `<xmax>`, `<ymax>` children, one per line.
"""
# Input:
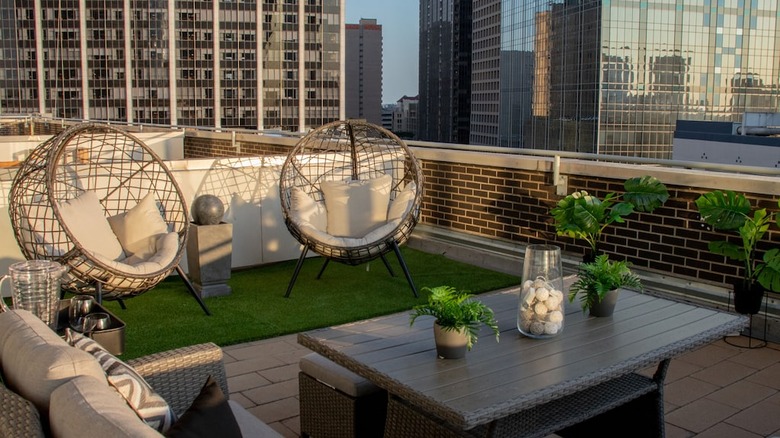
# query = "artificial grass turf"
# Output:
<box><xmin>97</xmin><ymin>247</ymin><xmax>521</xmax><ymax>359</ymax></box>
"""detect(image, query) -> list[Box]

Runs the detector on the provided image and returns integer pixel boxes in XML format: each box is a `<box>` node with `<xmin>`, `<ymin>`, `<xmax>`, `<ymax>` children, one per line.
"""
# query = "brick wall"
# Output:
<box><xmin>184</xmin><ymin>136</ymin><xmax>293</xmax><ymax>158</ymax></box>
<box><xmin>418</xmin><ymin>157</ymin><xmax>779</xmax><ymax>290</ymax></box>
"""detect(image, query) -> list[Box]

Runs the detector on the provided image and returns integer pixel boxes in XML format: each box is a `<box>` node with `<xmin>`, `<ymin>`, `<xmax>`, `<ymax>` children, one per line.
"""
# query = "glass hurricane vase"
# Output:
<box><xmin>518</xmin><ymin>245</ymin><xmax>565</xmax><ymax>339</ymax></box>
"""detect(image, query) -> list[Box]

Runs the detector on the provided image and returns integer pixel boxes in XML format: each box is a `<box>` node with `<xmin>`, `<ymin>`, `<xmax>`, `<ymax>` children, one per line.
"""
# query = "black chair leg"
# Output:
<box><xmin>316</xmin><ymin>258</ymin><xmax>330</xmax><ymax>280</ymax></box>
<box><xmin>380</xmin><ymin>254</ymin><xmax>396</xmax><ymax>277</ymax></box>
<box><xmin>391</xmin><ymin>242</ymin><xmax>418</xmax><ymax>297</ymax></box>
<box><xmin>175</xmin><ymin>265</ymin><xmax>211</xmax><ymax>316</ymax></box>
<box><xmin>285</xmin><ymin>247</ymin><xmax>309</xmax><ymax>298</ymax></box>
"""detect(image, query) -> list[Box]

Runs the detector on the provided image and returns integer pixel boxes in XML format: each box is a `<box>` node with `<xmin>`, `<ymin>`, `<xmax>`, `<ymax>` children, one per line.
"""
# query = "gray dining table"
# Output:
<box><xmin>298</xmin><ymin>286</ymin><xmax>748</xmax><ymax>437</ymax></box>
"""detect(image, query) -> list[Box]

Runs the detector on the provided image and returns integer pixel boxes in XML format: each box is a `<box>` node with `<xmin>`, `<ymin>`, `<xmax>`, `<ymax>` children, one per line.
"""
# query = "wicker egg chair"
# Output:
<box><xmin>8</xmin><ymin>123</ymin><xmax>210</xmax><ymax>315</ymax></box>
<box><xmin>279</xmin><ymin>120</ymin><xmax>424</xmax><ymax>298</ymax></box>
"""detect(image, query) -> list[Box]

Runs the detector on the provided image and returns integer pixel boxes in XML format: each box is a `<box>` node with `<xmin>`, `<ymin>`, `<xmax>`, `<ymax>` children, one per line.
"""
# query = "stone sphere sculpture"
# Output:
<box><xmin>191</xmin><ymin>194</ymin><xmax>225</xmax><ymax>225</ymax></box>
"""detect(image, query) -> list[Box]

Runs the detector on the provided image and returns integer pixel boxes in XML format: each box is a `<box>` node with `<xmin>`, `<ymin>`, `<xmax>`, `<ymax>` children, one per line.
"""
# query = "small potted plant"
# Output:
<box><xmin>551</xmin><ymin>176</ymin><xmax>669</xmax><ymax>261</ymax></box>
<box><xmin>695</xmin><ymin>191</ymin><xmax>780</xmax><ymax>313</ymax></box>
<box><xmin>568</xmin><ymin>255</ymin><xmax>643</xmax><ymax>317</ymax></box>
<box><xmin>409</xmin><ymin>286</ymin><xmax>499</xmax><ymax>359</ymax></box>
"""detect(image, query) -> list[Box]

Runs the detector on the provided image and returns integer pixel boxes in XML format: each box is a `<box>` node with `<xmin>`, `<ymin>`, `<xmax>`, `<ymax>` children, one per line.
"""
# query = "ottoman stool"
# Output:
<box><xmin>299</xmin><ymin>352</ymin><xmax>387</xmax><ymax>438</ymax></box>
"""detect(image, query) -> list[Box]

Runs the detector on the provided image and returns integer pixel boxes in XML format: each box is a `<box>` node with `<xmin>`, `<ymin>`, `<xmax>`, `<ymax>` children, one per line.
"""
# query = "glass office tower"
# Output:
<box><xmin>419</xmin><ymin>0</ymin><xmax>472</xmax><ymax>144</ymax></box>
<box><xmin>0</xmin><ymin>0</ymin><xmax>344</xmax><ymax>132</ymax></box>
<box><xmin>473</xmin><ymin>0</ymin><xmax>780</xmax><ymax>158</ymax></box>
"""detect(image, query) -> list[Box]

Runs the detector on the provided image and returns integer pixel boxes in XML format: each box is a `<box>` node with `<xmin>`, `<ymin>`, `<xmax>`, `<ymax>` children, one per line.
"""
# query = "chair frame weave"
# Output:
<box><xmin>8</xmin><ymin>123</ymin><xmax>205</xmax><ymax>311</ymax></box>
<box><xmin>279</xmin><ymin>120</ymin><xmax>424</xmax><ymax>297</ymax></box>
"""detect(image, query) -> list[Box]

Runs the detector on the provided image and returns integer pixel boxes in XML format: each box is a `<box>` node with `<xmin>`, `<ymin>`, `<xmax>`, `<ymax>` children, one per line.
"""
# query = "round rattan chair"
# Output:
<box><xmin>279</xmin><ymin>120</ymin><xmax>424</xmax><ymax>297</ymax></box>
<box><xmin>8</xmin><ymin>123</ymin><xmax>209</xmax><ymax>314</ymax></box>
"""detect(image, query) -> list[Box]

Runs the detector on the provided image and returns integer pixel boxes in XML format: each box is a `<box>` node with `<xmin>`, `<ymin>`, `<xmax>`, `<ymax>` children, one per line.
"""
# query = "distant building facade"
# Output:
<box><xmin>392</xmin><ymin>95</ymin><xmax>418</xmax><ymax>139</ymax></box>
<box><xmin>0</xmin><ymin>1</ymin><xmax>345</xmax><ymax>132</ymax></box>
<box><xmin>418</xmin><ymin>0</ymin><xmax>471</xmax><ymax>144</ymax></box>
<box><xmin>469</xmin><ymin>0</ymin><xmax>780</xmax><ymax>158</ymax></box>
<box><xmin>346</xmin><ymin>18</ymin><xmax>382</xmax><ymax>125</ymax></box>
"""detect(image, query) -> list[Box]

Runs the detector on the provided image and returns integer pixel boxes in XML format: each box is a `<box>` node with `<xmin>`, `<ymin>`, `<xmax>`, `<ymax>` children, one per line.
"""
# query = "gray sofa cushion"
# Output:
<box><xmin>299</xmin><ymin>352</ymin><xmax>380</xmax><ymax>398</ymax></box>
<box><xmin>0</xmin><ymin>310</ymin><xmax>105</xmax><ymax>413</ymax></box>
<box><xmin>49</xmin><ymin>375</ymin><xmax>160</xmax><ymax>438</ymax></box>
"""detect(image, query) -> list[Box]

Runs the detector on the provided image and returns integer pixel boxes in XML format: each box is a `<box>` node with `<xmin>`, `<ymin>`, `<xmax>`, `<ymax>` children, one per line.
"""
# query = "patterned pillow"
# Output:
<box><xmin>66</xmin><ymin>329</ymin><xmax>177</xmax><ymax>432</ymax></box>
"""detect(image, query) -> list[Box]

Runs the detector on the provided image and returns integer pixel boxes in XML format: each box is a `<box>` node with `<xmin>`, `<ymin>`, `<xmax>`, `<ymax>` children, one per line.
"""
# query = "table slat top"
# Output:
<box><xmin>298</xmin><ymin>287</ymin><xmax>747</xmax><ymax>429</ymax></box>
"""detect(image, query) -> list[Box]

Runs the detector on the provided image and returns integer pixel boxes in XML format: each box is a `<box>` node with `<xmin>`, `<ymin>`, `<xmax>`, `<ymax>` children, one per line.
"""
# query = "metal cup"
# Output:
<box><xmin>82</xmin><ymin>312</ymin><xmax>111</xmax><ymax>333</ymax></box>
<box><xmin>69</xmin><ymin>295</ymin><xmax>95</xmax><ymax>330</ymax></box>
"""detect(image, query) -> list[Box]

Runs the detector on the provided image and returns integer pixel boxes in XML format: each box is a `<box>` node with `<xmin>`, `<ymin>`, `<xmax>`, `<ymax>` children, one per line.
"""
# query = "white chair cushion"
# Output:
<box><xmin>87</xmin><ymin>232</ymin><xmax>179</xmax><ymax>278</ymax></box>
<box><xmin>57</xmin><ymin>191</ymin><xmax>125</xmax><ymax>261</ymax></box>
<box><xmin>321</xmin><ymin>174</ymin><xmax>392</xmax><ymax>238</ymax></box>
<box><xmin>107</xmin><ymin>193</ymin><xmax>170</xmax><ymax>260</ymax></box>
<box><xmin>290</xmin><ymin>188</ymin><xmax>326</xmax><ymax>232</ymax></box>
<box><xmin>388</xmin><ymin>181</ymin><xmax>417</xmax><ymax>222</ymax></box>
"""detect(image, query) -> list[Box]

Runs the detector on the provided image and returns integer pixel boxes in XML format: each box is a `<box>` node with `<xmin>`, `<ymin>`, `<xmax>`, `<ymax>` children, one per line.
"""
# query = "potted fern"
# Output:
<box><xmin>551</xmin><ymin>176</ymin><xmax>669</xmax><ymax>261</ymax></box>
<box><xmin>568</xmin><ymin>255</ymin><xmax>643</xmax><ymax>316</ymax></box>
<box><xmin>695</xmin><ymin>191</ymin><xmax>780</xmax><ymax>314</ymax></box>
<box><xmin>409</xmin><ymin>286</ymin><xmax>499</xmax><ymax>359</ymax></box>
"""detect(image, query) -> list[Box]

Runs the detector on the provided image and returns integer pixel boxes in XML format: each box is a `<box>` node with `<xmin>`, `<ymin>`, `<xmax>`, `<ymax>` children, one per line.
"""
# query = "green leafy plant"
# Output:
<box><xmin>551</xmin><ymin>176</ymin><xmax>669</xmax><ymax>258</ymax></box>
<box><xmin>568</xmin><ymin>255</ymin><xmax>643</xmax><ymax>312</ymax></box>
<box><xmin>409</xmin><ymin>286</ymin><xmax>499</xmax><ymax>350</ymax></box>
<box><xmin>695</xmin><ymin>191</ymin><xmax>780</xmax><ymax>292</ymax></box>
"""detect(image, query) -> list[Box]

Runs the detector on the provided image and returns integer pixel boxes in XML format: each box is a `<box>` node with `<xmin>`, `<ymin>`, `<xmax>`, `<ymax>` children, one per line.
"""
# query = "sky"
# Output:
<box><xmin>345</xmin><ymin>0</ymin><xmax>419</xmax><ymax>105</ymax></box>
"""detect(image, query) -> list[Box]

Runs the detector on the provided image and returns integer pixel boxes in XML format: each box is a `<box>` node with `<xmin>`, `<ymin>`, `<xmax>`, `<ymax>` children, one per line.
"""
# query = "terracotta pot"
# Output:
<box><xmin>733</xmin><ymin>281</ymin><xmax>765</xmax><ymax>315</ymax></box>
<box><xmin>589</xmin><ymin>289</ymin><xmax>620</xmax><ymax>317</ymax></box>
<box><xmin>433</xmin><ymin>322</ymin><xmax>468</xmax><ymax>359</ymax></box>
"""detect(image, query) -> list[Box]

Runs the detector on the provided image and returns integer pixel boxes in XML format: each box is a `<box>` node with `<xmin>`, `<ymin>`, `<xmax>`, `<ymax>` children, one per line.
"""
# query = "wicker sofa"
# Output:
<box><xmin>0</xmin><ymin>309</ymin><xmax>280</xmax><ymax>437</ymax></box>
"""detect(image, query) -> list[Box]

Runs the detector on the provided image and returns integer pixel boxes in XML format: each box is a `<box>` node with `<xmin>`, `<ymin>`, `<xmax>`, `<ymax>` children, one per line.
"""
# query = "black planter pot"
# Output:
<box><xmin>589</xmin><ymin>289</ymin><xmax>620</xmax><ymax>317</ymax></box>
<box><xmin>733</xmin><ymin>281</ymin><xmax>765</xmax><ymax>315</ymax></box>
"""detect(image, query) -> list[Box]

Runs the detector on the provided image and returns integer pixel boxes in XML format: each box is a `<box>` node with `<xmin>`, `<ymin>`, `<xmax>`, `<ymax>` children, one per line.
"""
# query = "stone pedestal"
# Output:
<box><xmin>186</xmin><ymin>222</ymin><xmax>233</xmax><ymax>298</ymax></box>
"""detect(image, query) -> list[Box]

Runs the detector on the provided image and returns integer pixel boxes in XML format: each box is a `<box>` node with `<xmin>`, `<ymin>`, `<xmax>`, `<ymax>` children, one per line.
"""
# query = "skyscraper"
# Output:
<box><xmin>418</xmin><ymin>0</ymin><xmax>471</xmax><ymax>144</ymax></box>
<box><xmin>0</xmin><ymin>0</ymin><xmax>345</xmax><ymax>132</ymax></box>
<box><xmin>471</xmin><ymin>0</ymin><xmax>780</xmax><ymax>158</ymax></box>
<box><xmin>345</xmin><ymin>18</ymin><xmax>382</xmax><ymax>125</ymax></box>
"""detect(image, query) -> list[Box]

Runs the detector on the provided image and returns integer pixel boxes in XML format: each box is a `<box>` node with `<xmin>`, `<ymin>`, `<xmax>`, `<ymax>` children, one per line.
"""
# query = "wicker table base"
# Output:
<box><xmin>384</xmin><ymin>361</ymin><xmax>669</xmax><ymax>438</ymax></box>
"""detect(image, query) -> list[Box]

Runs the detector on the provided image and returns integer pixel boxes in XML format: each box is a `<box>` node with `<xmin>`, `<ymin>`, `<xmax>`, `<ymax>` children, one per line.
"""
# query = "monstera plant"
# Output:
<box><xmin>696</xmin><ymin>191</ymin><xmax>780</xmax><ymax>313</ymax></box>
<box><xmin>551</xmin><ymin>176</ymin><xmax>670</xmax><ymax>260</ymax></box>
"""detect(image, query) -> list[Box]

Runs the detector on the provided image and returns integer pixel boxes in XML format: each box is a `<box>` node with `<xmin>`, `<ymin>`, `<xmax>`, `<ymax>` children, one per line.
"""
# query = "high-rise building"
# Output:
<box><xmin>0</xmin><ymin>1</ymin><xmax>345</xmax><ymax>132</ymax></box>
<box><xmin>418</xmin><ymin>0</ymin><xmax>471</xmax><ymax>144</ymax></box>
<box><xmin>471</xmin><ymin>0</ymin><xmax>780</xmax><ymax>158</ymax></box>
<box><xmin>345</xmin><ymin>18</ymin><xmax>382</xmax><ymax>125</ymax></box>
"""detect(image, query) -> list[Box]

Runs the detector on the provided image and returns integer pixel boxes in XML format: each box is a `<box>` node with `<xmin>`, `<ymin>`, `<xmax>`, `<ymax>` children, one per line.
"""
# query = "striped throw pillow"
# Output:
<box><xmin>66</xmin><ymin>329</ymin><xmax>177</xmax><ymax>432</ymax></box>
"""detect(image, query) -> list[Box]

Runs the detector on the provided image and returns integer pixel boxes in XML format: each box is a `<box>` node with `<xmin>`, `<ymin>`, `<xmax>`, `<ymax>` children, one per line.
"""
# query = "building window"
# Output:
<box><xmin>284</xmin><ymin>89</ymin><xmax>297</xmax><ymax>98</ymax></box>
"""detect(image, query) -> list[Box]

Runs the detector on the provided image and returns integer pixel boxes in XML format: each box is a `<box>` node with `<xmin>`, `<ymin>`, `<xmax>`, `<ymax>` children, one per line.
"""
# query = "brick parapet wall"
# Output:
<box><xmin>183</xmin><ymin>132</ymin><xmax>296</xmax><ymax>158</ymax></box>
<box><xmin>412</xmin><ymin>147</ymin><xmax>780</xmax><ymax>291</ymax></box>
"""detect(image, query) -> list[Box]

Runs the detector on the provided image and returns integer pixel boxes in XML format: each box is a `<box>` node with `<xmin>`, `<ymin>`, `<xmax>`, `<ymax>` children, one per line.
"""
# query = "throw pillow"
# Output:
<box><xmin>387</xmin><ymin>181</ymin><xmax>417</xmax><ymax>223</ymax></box>
<box><xmin>57</xmin><ymin>190</ymin><xmax>125</xmax><ymax>261</ymax></box>
<box><xmin>164</xmin><ymin>376</ymin><xmax>242</xmax><ymax>438</ymax></box>
<box><xmin>107</xmin><ymin>193</ymin><xmax>170</xmax><ymax>260</ymax></box>
<box><xmin>66</xmin><ymin>329</ymin><xmax>177</xmax><ymax>432</ymax></box>
<box><xmin>290</xmin><ymin>187</ymin><xmax>327</xmax><ymax>232</ymax></box>
<box><xmin>321</xmin><ymin>174</ymin><xmax>392</xmax><ymax>238</ymax></box>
